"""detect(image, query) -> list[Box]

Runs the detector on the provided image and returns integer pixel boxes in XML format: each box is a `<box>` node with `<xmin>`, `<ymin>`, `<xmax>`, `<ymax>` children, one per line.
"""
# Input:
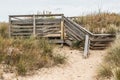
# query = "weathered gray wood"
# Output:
<box><xmin>9</xmin><ymin>17</ymin><xmax>11</xmax><ymax>38</ymax></box>
<box><xmin>36</xmin><ymin>24</ymin><xmax>60</xmax><ymax>28</ymax></box>
<box><xmin>11</xmin><ymin>19</ymin><xmax>61</xmax><ymax>25</ymax></box>
<box><xmin>37</xmin><ymin>28</ymin><xmax>60</xmax><ymax>32</ymax></box>
<box><xmin>65</xmin><ymin>24</ymin><xmax>84</xmax><ymax>40</ymax></box>
<box><xmin>9</xmin><ymin>14</ymin><xmax>63</xmax><ymax>17</ymax></box>
<box><xmin>90</xmin><ymin>46</ymin><xmax>106</xmax><ymax>50</ymax></box>
<box><xmin>64</xmin><ymin>18</ymin><xmax>85</xmax><ymax>38</ymax></box>
<box><xmin>11</xmin><ymin>33</ymin><xmax>32</xmax><ymax>35</ymax></box>
<box><xmin>33</xmin><ymin>15</ymin><xmax>36</xmax><ymax>37</ymax></box>
<box><xmin>90</xmin><ymin>38</ymin><xmax>114</xmax><ymax>42</ymax></box>
<box><xmin>83</xmin><ymin>35</ymin><xmax>90</xmax><ymax>58</ymax></box>
<box><xmin>11</xmin><ymin>29</ymin><xmax>33</xmax><ymax>32</ymax></box>
<box><xmin>9</xmin><ymin>14</ymin><xmax>115</xmax><ymax>51</ymax></box>
<box><xmin>49</xmin><ymin>39</ymin><xmax>64</xmax><ymax>44</ymax></box>
<box><xmin>11</xmin><ymin>26</ymin><xmax>33</xmax><ymax>28</ymax></box>
<box><xmin>64</xmin><ymin>17</ymin><xmax>93</xmax><ymax>36</ymax></box>
<box><xmin>66</xmin><ymin>29</ymin><xmax>80</xmax><ymax>41</ymax></box>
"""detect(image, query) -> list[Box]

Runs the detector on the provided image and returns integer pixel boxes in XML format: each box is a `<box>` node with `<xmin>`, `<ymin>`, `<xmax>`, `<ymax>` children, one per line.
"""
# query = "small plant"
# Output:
<box><xmin>16</xmin><ymin>61</ymin><xmax>27</xmax><ymax>76</ymax></box>
<box><xmin>0</xmin><ymin>22</ymin><xmax>8</xmax><ymax>38</ymax></box>
<box><xmin>54</xmin><ymin>54</ymin><xmax>66</xmax><ymax>65</ymax></box>
<box><xmin>113</xmin><ymin>67</ymin><xmax>120</xmax><ymax>80</ymax></box>
<box><xmin>97</xmin><ymin>64</ymin><xmax>112</xmax><ymax>78</ymax></box>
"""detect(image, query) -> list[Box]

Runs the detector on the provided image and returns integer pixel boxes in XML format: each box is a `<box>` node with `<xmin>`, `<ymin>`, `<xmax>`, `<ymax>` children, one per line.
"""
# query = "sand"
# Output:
<box><xmin>1</xmin><ymin>46</ymin><xmax>106</xmax><ymax>80</ymax></box>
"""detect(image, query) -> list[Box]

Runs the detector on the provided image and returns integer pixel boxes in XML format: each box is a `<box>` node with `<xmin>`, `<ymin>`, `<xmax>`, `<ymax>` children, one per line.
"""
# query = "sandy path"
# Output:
<box><xmin>15</xmin><ymin>47</ymin><xmax>105</xmax><ymax>80</ymax></box>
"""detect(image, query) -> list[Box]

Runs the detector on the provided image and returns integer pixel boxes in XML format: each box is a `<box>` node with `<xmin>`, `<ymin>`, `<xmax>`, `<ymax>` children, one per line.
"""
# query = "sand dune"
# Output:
<box><xmin>1</xmin><ymin>46</ymin><xmax>106</xmax><ymax>80</ymax></box>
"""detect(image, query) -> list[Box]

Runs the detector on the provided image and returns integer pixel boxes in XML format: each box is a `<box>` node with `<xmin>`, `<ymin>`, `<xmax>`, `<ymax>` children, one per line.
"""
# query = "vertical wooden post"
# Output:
<box><xmin>33</xmin><ymin>15</ymin><xmax>36</xmax><ymax>37</ymax></box>
<box><xmin>9</xmin><ymin>16</ymin><xmax>11</xmax><ymax>38</ymax></box>
<box><xmin>60</xmin><ymin>14</ymin><xmax>64</xmax><ymax>46</ymax></box>
<box><xmin>83</xmin><ymin>35</ymin><xmax>90</xmax><ymax>58</ymax></box>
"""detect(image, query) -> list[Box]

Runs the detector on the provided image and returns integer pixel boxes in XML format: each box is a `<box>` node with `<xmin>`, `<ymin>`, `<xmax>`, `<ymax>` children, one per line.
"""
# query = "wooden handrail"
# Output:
<box><xmin>9</xmin><ymin>14</ymin><xmax>64</xmax><ymax>17</ymax></box>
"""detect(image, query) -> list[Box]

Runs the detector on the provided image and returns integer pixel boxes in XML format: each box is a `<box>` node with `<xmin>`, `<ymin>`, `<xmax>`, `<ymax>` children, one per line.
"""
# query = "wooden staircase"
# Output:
<box><xmin>64</xmin><ymin>17</ymin><xmax>116</xmax><ymax>50</ymax></box>
<box><xmin>90</xmin><ymin>34</ymin><xmax>115</xmax><ymax>50</ymax></box>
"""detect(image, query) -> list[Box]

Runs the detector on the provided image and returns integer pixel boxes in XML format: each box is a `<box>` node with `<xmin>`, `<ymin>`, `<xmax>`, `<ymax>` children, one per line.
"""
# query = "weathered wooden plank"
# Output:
<box><xmin>90</xmin><ymin>38</ymin><xmax>115</xmax><ymax>42</ymax></box>
<box><xmin>11</xmin><ymin>19</ymin><xmax>61</xmax><ymax>25</ymax></box>
<box><xmin>36</xmin><ymin>24</ymin><xmax>60</xmax><ymax>28</ymax></box>
<box><xmin>11</xmin><ymin>33</ymin><xmax>32</xmax><ymax>35</ymax></box>
<box><xmin>9</xmin><ymin>14</ymin><xmax>63</xmax><ymax>17</ymax></box>
<box><xmin>90</xmin><ymin>44</ymin><xmax>108</xmax><ymax>47</ymax></box>
<box><xmin>11</xmin><ymin>29</ymin><xmax>33</xmax><ymax>32</ymax></box>
<box><xmin>11</xmin><ymin>26</ymin><xmax>33</xmax><ymax>28</ymax></box>
<box><xmin>36</xmin><ymin>18</ymin><xmax>61</xmax><ymax>22</ymax></box>
<box><xmin>11</xmin><ymin>20</ymin><xmax>33</xmax><ymax>25</ymax></box>
<box><xmin>43</xmin><ymin>34</ymin><xmax>61</xmax><ymax>37</ymax></box>
<box><xmin>49</xmin><ymin>39</ymin><xmax>64</xmax><ymax>44</ymax></box>
<box><xmin>36</xmin><ymin>28</ymin><xmax>60</xmax><ymax>32</ymax></box>
<box><xmin>90</xmin><ymin>46</ymin><xmax>106</xmax><ymax>50</ymax></box>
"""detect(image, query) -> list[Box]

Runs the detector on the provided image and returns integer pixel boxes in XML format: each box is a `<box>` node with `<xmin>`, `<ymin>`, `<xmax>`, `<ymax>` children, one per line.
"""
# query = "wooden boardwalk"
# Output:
<box><xmin>9</xmin><ymin>14</ymin><xmax>116</xmax><ymax>51</ymax></box>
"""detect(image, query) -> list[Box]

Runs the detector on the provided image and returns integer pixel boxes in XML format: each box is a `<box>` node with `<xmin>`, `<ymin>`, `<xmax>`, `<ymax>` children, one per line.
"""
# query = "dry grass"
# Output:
<box><xmin>97</xmin><ymin>36</ymin><xmax>120</xmax><ymax>80</ymax></box>
<box><xmin>74</xmin><ymin>13</ymin><xmax>120</xmax><ymax>34</ymax></box>
<box><xmin>0</xmin><ymin>37</ymin><xmax>66</xmax><ymax>75</ymax></box>
<box><xmin>113</xmin><ymin>67</ymin><xmax>120</xmax><ymax>80</ymax></box>
<box><xmin>0</xmin><ymin>23</ymin><xmax>66</xmax><ymax>75</ymax></box>
<box><xmin>0</xmin><ymin>22</ymin><xmax>8</xmax><ymax>38</ymax></box>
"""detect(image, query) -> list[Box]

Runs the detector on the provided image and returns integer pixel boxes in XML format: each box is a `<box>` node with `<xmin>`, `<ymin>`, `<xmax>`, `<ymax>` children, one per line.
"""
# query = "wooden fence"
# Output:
<box><xmin>9</xmin><ymin>14</ymin><xmax>65</xmax><ymax>43</ymax></box>
<box><xmin>9</xmin><ymin>14</ymin><xmax>116</xmax><ymax>56</ymax></box>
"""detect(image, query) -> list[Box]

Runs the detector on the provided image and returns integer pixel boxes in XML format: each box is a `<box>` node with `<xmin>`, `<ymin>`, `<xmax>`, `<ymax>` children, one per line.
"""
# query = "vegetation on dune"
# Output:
<box><xmin>97</xmin><ymin>35</ymin><xmax>120</xmax><ymax>80</ymax></box>
<box><xmin>74</xmin><ymin>13</ymin><xmax>120</xmax><ymax>34</ymax></box>
<box><xmin>0</xmin><ymin>23</ymin><xmax>66</xmax><ymax>76</ymax></box>
<box><xmin>0</xmin><ymin>22</ymin><xmax>8</xmax><ymax>38</ymax></box>
<box><xmin>0</xmin><ymin>12</ymin><xmax>120</xmax><ymax>77</ymax></box>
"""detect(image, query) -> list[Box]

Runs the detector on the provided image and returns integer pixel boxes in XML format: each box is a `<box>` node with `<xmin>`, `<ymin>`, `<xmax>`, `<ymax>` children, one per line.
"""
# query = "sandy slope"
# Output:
<box><xmin>1</xmin><ymin>46</ymin><xmax>106</xmax><ymax>80</ymax></box>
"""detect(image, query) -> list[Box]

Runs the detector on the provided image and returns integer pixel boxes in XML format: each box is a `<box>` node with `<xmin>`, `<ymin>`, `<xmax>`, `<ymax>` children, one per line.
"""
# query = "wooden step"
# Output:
<box><xmin>90</xmin><ymin>46</ymin><xmax>106</xmax><ymax>50</ymax></box>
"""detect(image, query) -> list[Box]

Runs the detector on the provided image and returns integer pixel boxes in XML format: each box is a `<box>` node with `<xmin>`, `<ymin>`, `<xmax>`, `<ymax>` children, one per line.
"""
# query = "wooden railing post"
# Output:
<box><xmin>83</xmin><ymin>35</ymin><xmax>90</xmax><ymax>58</ymax></box>
<box><xmin>33</xmin><ymin>15</ymin><xmax>36</xmax><ymax>37</ymax></box>
<box><xmin>60</xmin><ymin>14</ymin><xmax>64</xmax><ymax>46</ymax></box>
<box><xmin>9</xmin><ymin>16</ymin><xmax>11</xmax><ymax>38</ymax></box>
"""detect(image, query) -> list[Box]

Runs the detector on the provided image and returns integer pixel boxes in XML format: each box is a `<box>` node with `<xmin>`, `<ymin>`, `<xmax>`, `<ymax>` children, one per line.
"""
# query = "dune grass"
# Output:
<box><xmin>0</xmin><ymin>37</ymin><xmax>66</xmax><ymax>75</ymax></box>
<box><xmin>74</xmin><ymin>13</ymin><xmax>120</xmax><ymax>34</ymax></box>
<box><xmin>97</xmin><ymin>36</ymin><xmax>120</xmax><ymax>80</ymax></box>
